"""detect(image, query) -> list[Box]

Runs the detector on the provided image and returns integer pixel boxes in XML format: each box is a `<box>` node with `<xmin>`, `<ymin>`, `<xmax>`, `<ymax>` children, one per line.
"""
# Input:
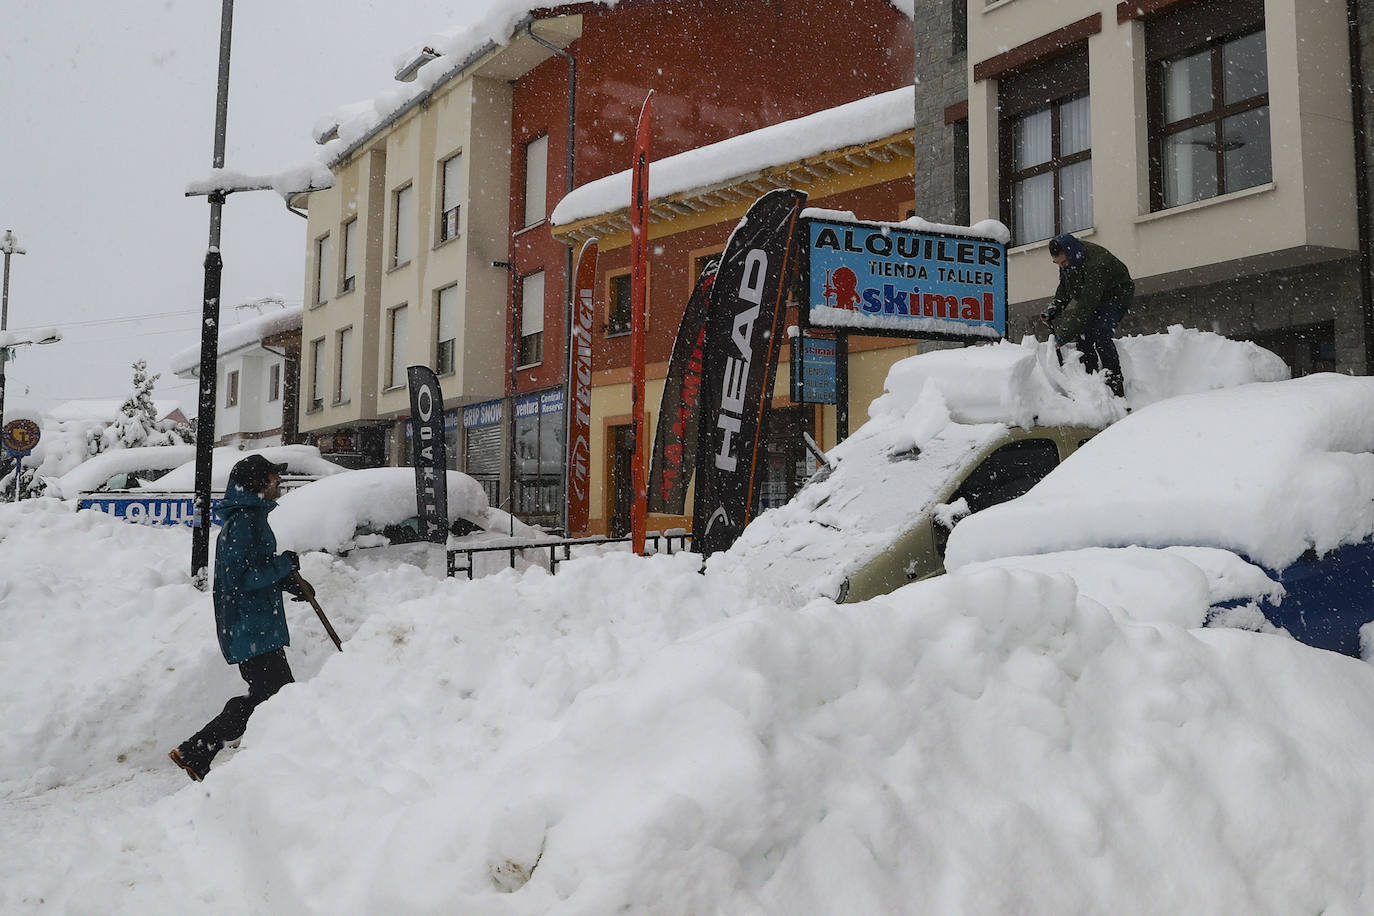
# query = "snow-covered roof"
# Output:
<box><xmin>167</xmin><ymin>306</ymin><xmax>302</xmax><ymax>377</ymax></box>
<box><xmin>945</xmin><ymin>372</ymin><xmax>1374</xmax><ymax>572</ymax></box>
<box><xmin>716</xmin><ymin>328</ymin><xmax>1291</xmax><ymax>604</ymax></box>
<box><xmin>48</xmin><ymin>400</ymin><xmax>185</xmax><ymax>424</ymax></box>
<box><xmin>549</xmin><ymin>87</ymin><xmax>917</xmax><ymax>228</ymax></box>
<box><xmin>265</xmin><ymin>0</ymin><xmax>915</xmax><ymax>197</ymax></box>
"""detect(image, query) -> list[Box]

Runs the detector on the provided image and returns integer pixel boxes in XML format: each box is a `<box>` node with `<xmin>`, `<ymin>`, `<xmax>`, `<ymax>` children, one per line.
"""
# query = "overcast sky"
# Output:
<box><xmin>1</xmin><ymin>1</ymin><xmax>484</xmax><ymax>417</ymax></box>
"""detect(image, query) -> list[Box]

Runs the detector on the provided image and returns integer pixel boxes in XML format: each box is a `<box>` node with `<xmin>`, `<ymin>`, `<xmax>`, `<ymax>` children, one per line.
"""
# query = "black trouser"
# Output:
<box><xmin>179</xmin><ymin>648</ymin><xmax>294</xmax><ymax>771</ymax></box>
<box><xmin>1074</xmin><ymin>298</ymin><xmax>1130</xmax><ymax>398</ymax></box>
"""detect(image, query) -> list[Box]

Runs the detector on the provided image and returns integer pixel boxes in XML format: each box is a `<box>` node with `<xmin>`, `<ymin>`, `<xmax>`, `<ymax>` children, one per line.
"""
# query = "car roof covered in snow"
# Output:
<box><xmin>945</xmin><ymin>372</ymin><xmax>1374</xmax><ymax>572</ymax></box>
<box><xmin>137</xmin><ymin>445</ymin><xmax>347</xmax><ymax>492</ymax></box>
<box><xmin>714</xmin><ymin>328</ymin><xmax>1291</xmax><ymax>603</ymax></box>
<box><xmin>49</xmin><ymin>445</ymin><xmax>198</xmax><ymax>499</ymax></box>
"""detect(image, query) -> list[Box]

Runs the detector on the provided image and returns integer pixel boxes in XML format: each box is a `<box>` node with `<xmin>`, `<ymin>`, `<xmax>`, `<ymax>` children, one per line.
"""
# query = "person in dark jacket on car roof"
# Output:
<box><xmin>1041</xmin><ymin>233</ymin><xmax>1134</xmax><ymax>398</ymax></box>
<box><xmin>169</xmin><ymin>453</ymin><xmax>314</xmax><ymax>781</ymax></box>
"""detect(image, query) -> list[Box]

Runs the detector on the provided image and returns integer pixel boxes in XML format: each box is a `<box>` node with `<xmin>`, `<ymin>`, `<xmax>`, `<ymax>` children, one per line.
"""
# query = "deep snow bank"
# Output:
<box><xmin>7</xmin><ymin>498</ymin><xmax>1374</xmax><ymax>914</ymax></box>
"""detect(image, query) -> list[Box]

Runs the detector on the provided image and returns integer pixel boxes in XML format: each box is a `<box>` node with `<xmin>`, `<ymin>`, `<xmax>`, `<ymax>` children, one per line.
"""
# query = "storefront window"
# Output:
<box><xmin>513</xmin><ymin>388</ymin><xmax>565</xmax><ymax>522</ymax></box>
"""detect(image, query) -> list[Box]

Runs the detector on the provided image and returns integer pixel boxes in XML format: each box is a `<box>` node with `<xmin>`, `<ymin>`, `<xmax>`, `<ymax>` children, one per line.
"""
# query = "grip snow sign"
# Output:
<box><xmin>801</xmin><ymin>216</ymin><xmax>1007</xmax><ymax>341</ymax></box>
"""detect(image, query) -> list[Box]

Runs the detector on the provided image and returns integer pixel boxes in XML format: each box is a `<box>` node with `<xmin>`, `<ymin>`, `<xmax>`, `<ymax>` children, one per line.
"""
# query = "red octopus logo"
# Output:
<box><xmin>823</xmin><ymin>267</ymin><xmax>861</xmax><ymax>310</ymax></box>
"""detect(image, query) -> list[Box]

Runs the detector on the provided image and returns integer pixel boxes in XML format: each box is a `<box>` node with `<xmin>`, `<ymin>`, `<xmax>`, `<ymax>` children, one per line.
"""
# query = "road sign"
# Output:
<box><xmin>2</xmin><ymin>418</ymin><xmax>40</xmax><ymax>455</ymax></box>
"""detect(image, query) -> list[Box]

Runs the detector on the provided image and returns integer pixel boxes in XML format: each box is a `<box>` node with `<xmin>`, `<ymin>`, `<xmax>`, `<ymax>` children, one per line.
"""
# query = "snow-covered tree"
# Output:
<box><xmin>97</xmin><ymin>360</ymin><xmax>193</xmax><ymax>452</ymax></box>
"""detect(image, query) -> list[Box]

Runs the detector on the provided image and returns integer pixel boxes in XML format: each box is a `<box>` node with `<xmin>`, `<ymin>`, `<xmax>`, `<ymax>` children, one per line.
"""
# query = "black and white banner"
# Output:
<box><xmin>692</xmin><ymin>189</ymin><xmax>806</xmax><ymax>557</ymax></box>
<box><xmin>407</xmin><ymin>365</ymin><xmax>449</xmax><ymax>543</ymax></box>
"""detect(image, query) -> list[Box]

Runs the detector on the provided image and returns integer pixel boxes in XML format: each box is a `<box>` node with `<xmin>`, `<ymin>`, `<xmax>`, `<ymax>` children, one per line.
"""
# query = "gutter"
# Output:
<box><xmin>326</xmin><ymin>15</ymin><xmax>536</xmax><ymax>171</ymax></box>
<box><xmin>1349</xmin><ymin>0</ymin><xmax>1374</xmax><ymax>374</ymax></box>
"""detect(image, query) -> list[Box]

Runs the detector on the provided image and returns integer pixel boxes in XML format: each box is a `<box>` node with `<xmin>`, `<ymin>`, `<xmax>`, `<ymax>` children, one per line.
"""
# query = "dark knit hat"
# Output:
<box><xmin>228</xmin><ymin>453</ymin><xmax>289</xmax><ymax>492</ymax></box>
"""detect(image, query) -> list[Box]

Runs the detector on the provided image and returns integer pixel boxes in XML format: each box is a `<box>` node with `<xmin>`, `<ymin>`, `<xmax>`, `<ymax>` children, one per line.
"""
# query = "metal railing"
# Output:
<box><xmin>447</xmin><ymin>530</ymin><xmax>693</xmax><ymax>579</ymax></box>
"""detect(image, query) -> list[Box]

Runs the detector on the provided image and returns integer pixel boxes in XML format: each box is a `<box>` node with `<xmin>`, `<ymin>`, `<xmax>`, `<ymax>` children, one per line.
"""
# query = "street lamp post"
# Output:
<box><xmin>0</xmin><ymin>229</ymin><xmax>29</xmax><ymax>436</ymax></box>
<box><xmin>190</xmin><ymin>0</ymin><xmax>235</xmax><ymax>586</ymax></box>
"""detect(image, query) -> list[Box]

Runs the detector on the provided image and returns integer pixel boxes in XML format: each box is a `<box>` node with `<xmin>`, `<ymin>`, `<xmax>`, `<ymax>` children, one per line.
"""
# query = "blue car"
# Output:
<box><xmin>945</xmin><ymin>373</ymin><xmax>1374</xmax><ymax>658</ymax></box>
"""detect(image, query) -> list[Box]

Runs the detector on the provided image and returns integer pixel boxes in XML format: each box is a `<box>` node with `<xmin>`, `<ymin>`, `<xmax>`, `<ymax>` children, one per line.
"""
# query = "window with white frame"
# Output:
<box><xmin>439</xmin><ymin>153</ymin><xmax>463</xmax><ymax>242</ymax></box>
<box><xmin>436</xmin><ymin>285</ymin><xmax>458</xmax><ymax>375</ymax></box>
<box><xmin>335</xmin><ymin>326</ymin><xmax>353</xmax><ymax>405</ymax></box>
<box><xmin>393</xmin><ymin>184</ymin><xmax>415</xmax><ymax>267</ymax></box>
<box><xmin>268</xmin><ymin>363</ymin><xmax>281</xmax><ymax>402</ymax></box>
<box><xmin>313</xmin><ymin>234</ymin><xmax>331</xmax><ymax>305</ymax></box>
<box><xmin>309</xmin><ymin>338</ymin><xmax>325</xmax><ymax>411</ymax></box>
<box><xmin>388</xmin><ymin>305</ymin><xmax>408</xmax><ymax>389</ymax></box>
<box><xmin>523</xmin><ymin>135</ymin><xmax>548</xmax><ymax>228</ymax></box>
<box><xmin>1147</xmin><ymin>0</ymin><xmax>1269</xmax><ymax>210</ymax></box>
<box><xmin>607</xmin><ymin>271</ymin><xmax>631</xmax><ymax>336</ymax></box>
<box><xmin>999</xmin><ymin>50</ymin><xmax>1091</xmax><ymax>246</ymax></box>
<box><xmin>341</xmin><ymin>218</ymin><xmax>358</xmax><ymax>293</ymax></box>
<box><xmin>519</xmin><ymin>271</ymin><xmax>544</xmax><ymax>367</ymax></box>
<box><xmin>225</xmin><ymin>369</ymin><xmax>240</xmax><ymax>408</ymax></box>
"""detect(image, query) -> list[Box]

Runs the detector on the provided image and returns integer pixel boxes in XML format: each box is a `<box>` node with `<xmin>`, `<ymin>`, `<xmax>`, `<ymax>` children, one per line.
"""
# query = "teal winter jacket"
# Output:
<box><xmin>213</xmin><ymin>481</ymin><xmax>295</xmax><ymax>664</ymax></box>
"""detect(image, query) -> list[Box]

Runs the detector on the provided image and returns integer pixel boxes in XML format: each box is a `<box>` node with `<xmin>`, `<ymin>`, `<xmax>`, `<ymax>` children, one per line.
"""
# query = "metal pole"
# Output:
<box><xmin>1</xmin><ymin>231</ymin><xmax>26</xmax><ymax>496</ymax></box>
<box><xmin>191</xmin><ymin>0</ymin><xmax>234</xmax><ymax>585</ymax></box>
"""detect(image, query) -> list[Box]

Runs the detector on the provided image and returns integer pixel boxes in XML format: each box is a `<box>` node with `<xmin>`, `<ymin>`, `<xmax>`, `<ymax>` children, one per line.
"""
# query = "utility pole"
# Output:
<box><xmin>190</xmin><ymin>0</ymin><xmax>235</xmax><ymax>586</ymax></box>
<box><xmin>0</xmin><ymin>229</ymin><xmax>27</xmax><ymax>434</ymax></box>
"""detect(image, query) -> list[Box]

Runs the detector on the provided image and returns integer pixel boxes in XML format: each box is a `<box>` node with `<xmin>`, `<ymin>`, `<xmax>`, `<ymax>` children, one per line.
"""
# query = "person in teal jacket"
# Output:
<box><xmin>1041</xmin><ymin>233</ymin><xmax>1134</xmax><ymax>398</ymax></box>
<box><xmin>170</xmin><ymin>454</ymin><xmax>313</xmax><ymax>781</ymax></box>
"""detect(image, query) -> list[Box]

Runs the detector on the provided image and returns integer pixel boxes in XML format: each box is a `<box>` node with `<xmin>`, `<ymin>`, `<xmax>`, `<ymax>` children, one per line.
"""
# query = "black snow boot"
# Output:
<box><xmin>169</xmin><ymin>742</ymin><xmax>212</xmax><ymax>782</ymax></box>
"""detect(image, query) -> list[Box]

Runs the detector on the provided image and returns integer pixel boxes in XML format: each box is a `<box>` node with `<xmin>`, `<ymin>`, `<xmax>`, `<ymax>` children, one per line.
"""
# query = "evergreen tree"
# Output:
<box><xmin>99</xmin><ymin>360</ymin><xmax>193</xmax><ymax>451</ymax></box>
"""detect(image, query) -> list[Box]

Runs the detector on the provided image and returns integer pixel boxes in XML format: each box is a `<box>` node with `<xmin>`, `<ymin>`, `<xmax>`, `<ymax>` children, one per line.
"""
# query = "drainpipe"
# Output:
<box><xmin>1348</xmin><ymin>0</ymin><xmax>1374</xmax><ymax>374</ymax></box>
<box><xmin>526</xmin><ymin>21</ymin><xmax>577</xmax><ymax>534</ymax></box>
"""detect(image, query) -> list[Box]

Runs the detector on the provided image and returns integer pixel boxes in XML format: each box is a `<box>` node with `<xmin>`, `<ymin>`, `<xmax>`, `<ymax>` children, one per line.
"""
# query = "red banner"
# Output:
<box><xmin>567</xmin><ymin>239</ymin><xmax>598</xmax><ymax>534</ymax></box>
<box><xmin>630</xmin><ymin>90</ymin><xmax>653</xmax><ymax>555</ymax></box>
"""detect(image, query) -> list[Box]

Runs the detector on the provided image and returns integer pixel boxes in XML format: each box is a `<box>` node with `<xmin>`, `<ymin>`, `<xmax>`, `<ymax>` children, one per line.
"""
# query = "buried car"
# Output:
<box><xmin>268</xmin><ymin>467</ymin><xmax>549</xmax><ymax>555</ymax></box>
<box><xmin>47</xmin><ymin>444</ymin><xmax>197</xmax><ymax>499</ymax></box>
<box><xmin>944</xmin><ymin>373</ymin><xmax>1374</xmax><ymax>657</ymax></box>
<box><xmin>715</xmin><ymin>327</ymin><xmax>1289</xmax><ymax>607</ymax></box>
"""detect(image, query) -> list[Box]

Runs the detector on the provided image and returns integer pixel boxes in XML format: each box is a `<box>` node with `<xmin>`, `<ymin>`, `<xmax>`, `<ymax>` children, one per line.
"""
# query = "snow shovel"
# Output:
<box><xmin>293</xmin><ymin>572</ymin><xmax>343</xmax><ymax>652</ymax></box>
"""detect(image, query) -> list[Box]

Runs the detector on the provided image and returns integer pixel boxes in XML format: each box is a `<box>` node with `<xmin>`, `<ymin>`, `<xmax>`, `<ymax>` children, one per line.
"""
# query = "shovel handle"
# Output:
<box><xmin>296</xmin><ymin>572</ymin><xmax>343</xmax><ymax>652</ymax></box>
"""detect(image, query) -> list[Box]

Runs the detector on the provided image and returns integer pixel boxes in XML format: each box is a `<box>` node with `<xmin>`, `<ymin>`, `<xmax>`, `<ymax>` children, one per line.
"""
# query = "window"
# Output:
<box><xmin>393</xmin><ymin>184</ymin><xmax>415</xmax><ymax>267</ymax></box>
<box><xmin>268</xmin><ymin>363</ymin><xmax>281</xmax><ymax>402</ymax></box>
<box><xmin>513</xmin><ymin>390</ymin><xmax>565</xmax><ymax>520</ymax></box>
<box><xmin>436</xmin><ymin>285</ymin><xmax>458</xmax><ymax>375</ymax></box>
<box><xmin>309</xmin><ymin>338</ymin><xmax>325</xmax><ymax>411</ymax></box>
<box><xmin>519</xmin><ymin>271</ymin><xmax>544</xmax><ymax>367</ymax></box>
<box><xmin>335</xmin><ymin>326</ymin><xmax>353</xmax><ymax>404</ymax></box>
<box><xmin>935</xmin><ymin>438</ymin><xmax>1061</xmax><ymax>556</ymax></box>
<box><xmin>607</xmin><ymin>271</ymin><xmax>631</xmax><ymax>336</ymax></box>
<box><xmin>388</xmin><ymin>305</ymin><xmax>408</xmax><ymax>389</ymax></box>
<box><xmin>523</xmin><ymin>135</ymin><xmax>548</xmax><ymax>227</ymax></box>
<box><xmin>1148</xmin><ymin>1</ymin><xmax>1269</xmax><ymax>210</ymax></box>
<box><xmin>999</xmin><ymin>51</ymin><xmax>1091</xmax><ymax>246</ymax></box>
<box><xmin>340</xmin><ymin>218</ymin><xmax>358</xmax><ymax>293</ymax></box>
<box><xmin>313</xmin><ymin>234</ymin><xmax>331</xmax><ymax>306</ymax></box>
<box><xmin>225</xmin><ymin>369</ymin><xmax>239</xmax><ymax>408</ymax></box>
<box><xmin>439</xmin><ymin>153</ymin><xmax>463</xmax><ymax>242</ymax></box>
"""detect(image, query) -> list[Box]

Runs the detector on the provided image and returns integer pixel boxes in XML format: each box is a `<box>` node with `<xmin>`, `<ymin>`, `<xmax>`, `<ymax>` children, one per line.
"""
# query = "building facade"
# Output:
<box><xmin>954</xmin><ymin>0</ymin><xmax>1370</xmax><ymax>373</ymax></box>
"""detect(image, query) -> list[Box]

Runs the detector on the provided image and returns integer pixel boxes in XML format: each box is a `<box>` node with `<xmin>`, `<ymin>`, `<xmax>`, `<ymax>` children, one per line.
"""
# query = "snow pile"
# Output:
<box><xmin>8</xmin><ymin>497</ymin><xmax>1374</xmax><ymax>913</ymax></box>
<box><xmin>946</xmin><ymin>372</ymin><xmax>1374</xmax><ymax>572</ymax></box>
<box><xmin>166</xmin><ymin>306</ymin><xmax>303</xmax><ymax>377</ymax></box>
<box><xmin>140</xmin><ymin>444</ymin><xmax>346</xmax><ymax>492</ymax></box>
<box><xmin>271</xmin><ymin>468</ymin><xmax>548</xmax><ymax>554</ymax></box>
<box><xmin>873</xmin><ymin>325</ymin><xmax>1289</xmax><ymax>429</ymax></box>
<box><xmin>719</xmin><ymin>328</ymin><xmax>1289</xmax><ymax>605</ymax></box>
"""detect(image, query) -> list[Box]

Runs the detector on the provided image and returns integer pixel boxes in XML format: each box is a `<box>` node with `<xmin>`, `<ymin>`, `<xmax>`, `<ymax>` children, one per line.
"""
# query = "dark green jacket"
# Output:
<box><xmin>1051</xmin><ymin>240</ymin><xmax>1134</xmax><ymax>341</ymax></box>
<box><xmin>213</xmin><ymin>481</ymin><xmax>294</xmax><ymax>665</ymax></box>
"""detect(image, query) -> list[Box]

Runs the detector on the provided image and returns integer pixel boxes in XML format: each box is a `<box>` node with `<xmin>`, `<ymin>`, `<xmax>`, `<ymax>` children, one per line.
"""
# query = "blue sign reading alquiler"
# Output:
<box><xmin>802</xmin><ymin>217</ymin><xmax>1007</xmax><ymax>341</ymax></box>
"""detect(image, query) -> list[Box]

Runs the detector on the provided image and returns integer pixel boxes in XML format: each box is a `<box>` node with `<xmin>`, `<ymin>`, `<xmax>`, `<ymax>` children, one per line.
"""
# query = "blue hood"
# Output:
<box><xmin>1052</xmin><ymin>233</ymin><xmax>1086</xmax><ymax>269</ymax></box>
<box><xmin>218</xmin><ymin>480</ymin><xmax>277</xmax><ymax>517</ymax></box>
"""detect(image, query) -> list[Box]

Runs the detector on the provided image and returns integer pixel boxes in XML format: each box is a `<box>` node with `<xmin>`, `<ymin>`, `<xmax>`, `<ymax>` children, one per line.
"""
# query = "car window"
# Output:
<box><xmin>933</xmin><ymin>439</ymin><xmax>1062</xmax><ymax>559</ymax></box>
<box><xmin>953</xmin><ymin>438</ymin><xmax>1061</xmax><ymax>516</ymax></box>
